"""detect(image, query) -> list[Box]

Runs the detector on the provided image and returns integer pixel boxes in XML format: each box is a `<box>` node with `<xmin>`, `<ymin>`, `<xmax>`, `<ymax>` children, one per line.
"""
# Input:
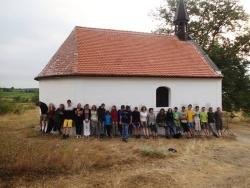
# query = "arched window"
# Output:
<box><xmin>156</xmin><ymin>87</ymin><xmax>169</xmax><ymax>107</ymax></box>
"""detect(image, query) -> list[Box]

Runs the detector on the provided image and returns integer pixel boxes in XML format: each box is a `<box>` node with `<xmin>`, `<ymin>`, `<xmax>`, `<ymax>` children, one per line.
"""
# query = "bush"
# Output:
<box><xmin>31</xmin><ymin>93</ymin><xmax>39</xmax><ymax>104</ymax></box>
<box><xmin>0</xmin><ymin>100</ymin><xmax>13</xmax><ymax>114</ymax></box>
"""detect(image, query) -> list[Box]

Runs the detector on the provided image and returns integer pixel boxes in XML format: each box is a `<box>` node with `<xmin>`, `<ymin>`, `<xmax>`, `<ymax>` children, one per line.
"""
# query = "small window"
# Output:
<box><xmin>156</xmin><ymin>87</ymin><xmax>169</xmax><ymax>107</ymax></box>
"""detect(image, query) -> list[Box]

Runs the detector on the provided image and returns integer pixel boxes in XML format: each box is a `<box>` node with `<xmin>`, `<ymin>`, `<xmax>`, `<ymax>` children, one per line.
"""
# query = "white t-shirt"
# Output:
<box><xmin>140</xmin><ymin>111</ymin><xmax>148</xmax><ymax>122</ymax></box>
<box><xmin>66</xmin><ymin>105</ymin><xmax>74</xmax><ymax>111</ymax></box>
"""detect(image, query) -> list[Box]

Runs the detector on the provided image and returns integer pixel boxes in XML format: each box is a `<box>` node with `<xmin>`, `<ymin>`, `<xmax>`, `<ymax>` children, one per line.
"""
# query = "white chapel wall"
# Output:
<box><xmin>39</xmin><ymin>77</ymin><xmax>222</xmax><ymax>111</ymax></box>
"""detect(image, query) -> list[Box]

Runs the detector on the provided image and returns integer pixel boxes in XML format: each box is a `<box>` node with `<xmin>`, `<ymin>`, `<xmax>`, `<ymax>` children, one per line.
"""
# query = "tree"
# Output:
<box><xmin>154</xmin><ymin>0</ymin><xmax>250</xmax><ymax>112</ymax></box>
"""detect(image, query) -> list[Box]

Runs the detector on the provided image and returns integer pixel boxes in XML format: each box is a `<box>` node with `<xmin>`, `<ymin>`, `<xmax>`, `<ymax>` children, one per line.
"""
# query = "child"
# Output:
<box><xmin>187</xmin><ymin>104</ymin><xmax>195</xmax><ymax>137</ymax></box>
<box><xmin>111</xmin><ymin>105</ymin><xmax>118</xmax><ymax>137</ymax></box>
<box><xmin>180</xmin><ymin>106</ymin><xmax>190</xmax><ymax>138</ymax></box>
<box><xmin>200</xmin><ymin>107</ymin><xmax>209</xmax><ymax>137</ymax></box>
<box><xmin>74</xmin><ymin>103</ymin><xmax>83</xmax><ymax>138</ymax></box>
<box><xmin>147</xmin><ymin>108</ymin><xmax>157</xmax><ymax>139</ymax></box>
<box><xmin>132</xmin><ymin>107</ymin><xmax>141</xmax><ymax>138</ymax></box>
<box><xmin>54</xmin><ymin>104</ymin><xmax>65</xmax><ymax>135</ymax></box>
<box><xmin>214</xmin><ymin>107</ymin><xmax>223</xmax><ymax>137</ymax></box>
<box><xmin>140</xmin><ymin>106</ymin><xmax>149</xmax><ymax>139</ymax></box>
<box><xmin>63</xmin><ymin>99</ymin><xmax>74</xmax><ymax>139</ymax></box>
<box><xmin>173</xmin><ymin>107</ymin><xmax>181</xmax><ymax>134</ymax></box>
<box><xmin>207</xmin><ymin>107</ymin><xmax>218</xmax><ymax>137</ymax></box>
<box><xmin>194</xmin><ymin>106</ymin><xmax>201</xmax><ymax>136</ymax></box>
<box><xmin>90</xmin><ymin>105</ymin><xmax>98</xmax><ymax>137</ymax></box>
<box><xmin>83</xmin><ymin>104</ymin><xmax>91</xmax><ymax>138</ymax></box>
<box><xmin>104</xmin><ymin>111</ymin><xmax>112</xmax><ymax>137</ymax></box>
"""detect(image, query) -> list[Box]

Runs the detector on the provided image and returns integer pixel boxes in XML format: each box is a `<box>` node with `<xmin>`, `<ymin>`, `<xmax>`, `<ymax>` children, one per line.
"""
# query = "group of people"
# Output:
<box><xmin>38</xmin><ymin>100</ymin><xmax>224</xmax><ymax>142</ymax></box>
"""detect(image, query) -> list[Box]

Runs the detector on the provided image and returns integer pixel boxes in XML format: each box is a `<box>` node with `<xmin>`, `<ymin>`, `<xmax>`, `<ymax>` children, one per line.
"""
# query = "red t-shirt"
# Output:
<box><xmin>111</xmin><ymin>110</ymin><xmax>118</xmax><ymax>122</ymax></box>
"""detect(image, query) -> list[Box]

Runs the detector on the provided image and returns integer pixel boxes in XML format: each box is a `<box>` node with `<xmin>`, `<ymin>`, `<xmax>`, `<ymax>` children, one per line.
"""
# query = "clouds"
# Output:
<box><xmin>0</xmin><ymin>0</ymin><xmax>249</xmax><ymax>87</ymax></box>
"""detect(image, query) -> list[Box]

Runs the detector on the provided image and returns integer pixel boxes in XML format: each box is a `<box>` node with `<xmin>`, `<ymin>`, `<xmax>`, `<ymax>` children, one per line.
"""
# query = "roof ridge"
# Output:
<box><xmin>74</xmin><ymin>25</ymin><xmax>175</xmax><ymax>38</ymax></box>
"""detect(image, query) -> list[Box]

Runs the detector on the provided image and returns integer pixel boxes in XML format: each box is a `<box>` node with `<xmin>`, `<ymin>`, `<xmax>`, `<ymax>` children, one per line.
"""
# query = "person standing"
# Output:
<box><xmin>74</xmin><ymin>103</ymin><xmax>83</xmax><ymax>138</ymax></box>
<box><xmin>46</xmin><ymin>103</ymin><xmax>56</xmax><ymax>133</ymax></box>
<box><xmin>38</xmin><ymin>101</ymin><xmax>48</xmax><ymax>133</ymax></box>
<box><xmin>62</xmin><ymin>99</ymin><xmax>74</xmax><ymax>139</ymax></box>
<box><xmin>140</xmin><ymin>106</ymin><xmax>149</xmax><ymax>139</ymax></box>
<box><xmin>187</xmin><ymin>104</ymin><xmax>195</xmax><ymax>137</ymax></box>
<box><xmin>214</xmin><ymin>107</ymin><xmax>223</xmax><ymax>137</ymax></box>
<box><xmin>147</xmin><ymin>108</ymin><xmax>157</xmax><ymax>139</ymax></box>
<box><xmin>120</xmin><ymin>105</ymin><xmax>132</xmax><ymax>142</ymax></box>
<box><xmin>104</xmin><ymin>111</ymin><xmax>112</xmax><ymax>138</ymax></box>
<box><xmin>54</xmin><ymin>104</ymin><xmax>65</xmax><ymax>135</ymax></box>
<box><xmin>83</xmin><ymin>104</ymin><xmax>91</xmax><ymax>138</ymax></box>
<box><xmin>180</xmin><ymin>106</ymin><xmax>190</xmax><ymax>138</ymax></box>
<box><xmin>194</xmin><ymin>106</ymin><xmax>201</xmax><ymax>136</ymax></box>
<box><xmin>118</xmin><ymin>105</ymin><xmax>125</xmax><ymax>136</ymax></box>
<box><xmin>156</xmin><ymin>108</ymin><xmax>166</xmax><ymax>135</ymax></box>
<box><xmin>132</xmin><ymin>107</ymin><xmax>141</xmax><ymax>138</ymax></box>
<box><xmin>111</xmin><ymin>105</ymin><xmax>118</xmax><ymax>137</ymax></box>
<box><xmin>200</xmin><ymin>107</ymin><xmax>209</xmax><ymax>137</ymax></box>
<box><xmin>166</xmin><ymin>108</ymin><xmax>175</xmax><ymax>138</ymax></box>
<box><xmin>207</xmin><ymin>107</ymin><xmax>218</xmax><ymax>137</ymax></box>
<box><xmin>90</xmin><ymin>105</ymin><xmax>98</xmax><ymax>137</ymax></box>
<box><xmin>97</xmin><ymin>103</ymin><xmax>106</xmax><ymax>138</ymax></box>
<box><xmin>173</xmin><ymin>107</ymin><xmax>181</xmax><ymax>134</ymax></box>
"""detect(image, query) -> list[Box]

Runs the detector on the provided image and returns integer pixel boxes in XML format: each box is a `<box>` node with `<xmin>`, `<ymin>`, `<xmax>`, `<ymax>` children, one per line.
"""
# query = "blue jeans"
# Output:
<box><xmin>166</xmin><ymin>121</ymin><xmax>176</xmax><ymax>136</ymax></box>
<box><xmin>122</xmin><ymin>123</ymin><xmax>129</xmax><ymax>140</ymax></box>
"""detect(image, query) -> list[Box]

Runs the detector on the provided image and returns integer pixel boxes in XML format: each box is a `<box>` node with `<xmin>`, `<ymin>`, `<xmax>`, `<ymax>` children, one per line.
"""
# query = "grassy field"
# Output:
<box><xmin>0</xmin><ymin>89</ymin><xmax>38</xmax><ymax>114</ymax></box>
<box><xmin>0</xmin><ymin>109</ymin><xmax>250</xmax><ymax>188</ymax></box>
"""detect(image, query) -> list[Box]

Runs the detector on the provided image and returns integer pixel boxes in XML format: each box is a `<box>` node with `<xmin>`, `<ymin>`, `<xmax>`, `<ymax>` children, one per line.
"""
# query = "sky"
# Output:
<box><xmin>0</xmin><ymin>0</ymin><xmax>249</xmax><ymax>88</ymax></box>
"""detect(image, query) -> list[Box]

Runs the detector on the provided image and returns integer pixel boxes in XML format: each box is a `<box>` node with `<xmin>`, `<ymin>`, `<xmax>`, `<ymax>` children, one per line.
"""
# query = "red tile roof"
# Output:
<box><xmin>35</xmin><ymin>26</ymin><xmax>222</xmax><ymax>80</ymax></box>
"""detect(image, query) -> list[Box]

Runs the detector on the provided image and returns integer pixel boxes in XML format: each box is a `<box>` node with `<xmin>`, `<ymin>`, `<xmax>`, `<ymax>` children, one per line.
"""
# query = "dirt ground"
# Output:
<box><xmin>0</xmin><ymin>109</ymin><xmax>250</xmax><ymax>188</ymax></box>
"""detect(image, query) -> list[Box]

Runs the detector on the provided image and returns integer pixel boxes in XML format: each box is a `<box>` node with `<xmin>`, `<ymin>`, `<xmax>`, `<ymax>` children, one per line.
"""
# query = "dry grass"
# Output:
<box><xmin>0</xmin><ymin>109</ymin><xmax>250</xmax><ymax>187</ymax></box>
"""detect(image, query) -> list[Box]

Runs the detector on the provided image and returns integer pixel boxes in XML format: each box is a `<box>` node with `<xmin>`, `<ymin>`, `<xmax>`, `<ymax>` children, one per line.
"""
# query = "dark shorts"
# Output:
<box><xmin>201</xmin><ymin>122</ymin><xmax>208</xmax><ymax>129</ymax></box>
<box><xmin>149</xmin><ymin>123</ymin><xmax>157</xmax><ymax>133</ymax></box>
<box><xmin>181</xmin><ymin>122</ymin><xmax>189</xmax><ymax>132</ymax></box>
<box><xmin>132</xmin><ymin>122</ymin><xmax>140</xmax><ymax>128</ymax></box>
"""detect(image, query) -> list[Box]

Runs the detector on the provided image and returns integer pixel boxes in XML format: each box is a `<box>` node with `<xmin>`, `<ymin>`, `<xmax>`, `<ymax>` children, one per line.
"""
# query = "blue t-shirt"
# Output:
<box><xmin>104</xmin><ymin>114</ymin><xmax>112</xmax><ymax>126</ymax></box>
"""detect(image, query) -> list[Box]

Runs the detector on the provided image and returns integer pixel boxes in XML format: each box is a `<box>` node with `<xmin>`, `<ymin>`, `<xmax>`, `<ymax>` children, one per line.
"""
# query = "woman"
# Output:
<box><xmin>156</xmin><ymin>108</ymin><xmax>166</xmax><ymax>129</ymax></box>
<box><xmin>147</xmin><ymin>108</ymin><xmax>157</xmax><ymax>139</ymax></box>
<box><xmin>90</xmin><ymin>105</ymin><xmax>98</xmax><ymax>137</ymax></box>
<box><xmin>46</xmin><ymin>103</ymin><xmax>56</xmax><ymax>133</ymax></box>
<box><xmin>74</xmin><ymin>103</ymin><xmax>83</xmax><ymax>138</ymax></box>
<box><xmin>140</xmin><ymin>106</ymin><xmax>149</xmax><ymax>138</ymax></box>
<box><xmin>166</xmin><ymin>108</ymin><xmax>175</xmax><ymax>138</ymax></box>
<box><xmin>83</xmin><ymin>104</ymin><xmax>91</xmax><ymax>138</ymax></box>
<box><xmin>54</xmin><ymin>104</ymin><xmax>65</xmax><ymax>135</ymax></box>
<box><xmin>111</xmin><ymin>105</ymin><xmax>118</xmax><ymax>137</ymax></box>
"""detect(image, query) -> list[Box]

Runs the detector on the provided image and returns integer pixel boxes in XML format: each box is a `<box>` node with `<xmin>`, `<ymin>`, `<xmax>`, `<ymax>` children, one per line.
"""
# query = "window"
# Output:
<box><xmin>156</xmin><ymin>87</ymin><xmax>169</xmax><ymax>107</ymax></box>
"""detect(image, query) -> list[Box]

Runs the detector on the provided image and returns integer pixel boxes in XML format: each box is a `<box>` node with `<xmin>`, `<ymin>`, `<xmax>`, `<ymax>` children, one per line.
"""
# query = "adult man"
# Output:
<box><xmin>120</xmin><ymin>105</ymin><xmax>132</xmax><ymax>142</ymax></box>
<box><xmin>97</xmin><ymin>103</ymin><xmax>106</xmax><ymax>138</ymax></box>
<box><xmin>62</xmin><ymin>99</ymin><xmax>74</xmax><ymax>139</ymax></box>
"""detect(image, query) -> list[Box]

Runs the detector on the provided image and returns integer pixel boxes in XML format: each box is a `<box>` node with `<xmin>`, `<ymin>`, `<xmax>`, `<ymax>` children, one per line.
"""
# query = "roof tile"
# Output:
<box><xmin>35</xmin><ymin>26</ymin><xmax>222</xmax><ymax>80</ymax></box>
